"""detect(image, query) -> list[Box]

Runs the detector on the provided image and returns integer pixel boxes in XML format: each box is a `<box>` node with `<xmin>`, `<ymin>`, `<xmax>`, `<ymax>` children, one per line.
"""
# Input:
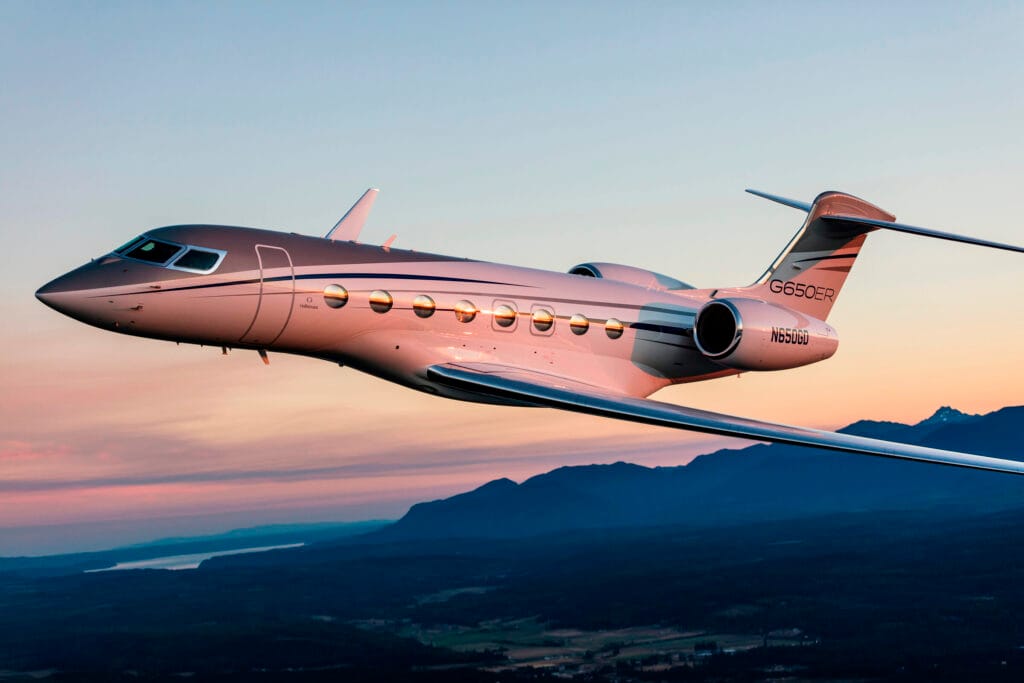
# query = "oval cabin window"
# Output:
<box><xmin>369</xmin><ymin>290</ymin><xmax>393</xmax><ymax>313</ymax></box>
<box><xmin>605</xmin><ymin>317</ymin><xmax>624</xmax><ymax>339</ymax></box>
<box><xmin>323</xmin><ymin>284</ymin><xmax>349</xmax><ymax>309</ymax></box>
<box><xmin>569</xmin><ymin>314</ymin><xmax>590</xmax><ymax>335</ymax></box>
<box><xmin>412</xmin><ymin>295</ymin><xmax>436</xmax><ymax>318</ymax></box>
<box><xmin>454</xmin><ymin>300</ymin><xmax>477</xmax><ymax>323</ymax></box>
<box><xmin>532</xmin><ymin>308</ymin><xmax>554</xmax><ymax>332</ymax></box>
<box><xmin>493</xmin><ymin>304</ymin><xmax>516</xmax><ymax>327</ymax></box>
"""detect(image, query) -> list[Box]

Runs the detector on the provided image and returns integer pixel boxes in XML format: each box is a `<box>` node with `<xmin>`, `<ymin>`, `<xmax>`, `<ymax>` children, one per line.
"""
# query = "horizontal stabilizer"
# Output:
<box><xmin>822</xmin><ymin>214</ymin><xmax>1024</xmax><ymax>254</ymax></box>
<box><xmin>745</xmin><ymin>189</ymin><xmax>812</xmax><ymax>212</ymax></box>
<box><xmin>326</xmin><ymin>188</ymin><xmax>379</xmax><ymax>241</ymax></box>
<box><xmin>428</xmin><ymin>363</ymin><xmax>1024</xmax><ymax>476</ymax></box>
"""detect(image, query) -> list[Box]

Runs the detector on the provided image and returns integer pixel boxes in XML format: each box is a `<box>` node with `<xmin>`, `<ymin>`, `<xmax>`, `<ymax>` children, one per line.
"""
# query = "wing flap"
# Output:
<box><xmin>427</xmin><ymin>363</ymin><xmax>1024</xmax><ymax>475</ymax></box>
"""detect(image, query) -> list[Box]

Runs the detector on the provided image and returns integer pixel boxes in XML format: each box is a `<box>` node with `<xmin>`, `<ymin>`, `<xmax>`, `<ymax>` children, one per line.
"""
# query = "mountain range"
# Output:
<box><xmin>381</xmin><ymin>406</ymin><xmax>1024</xmax><ymax>540</ymax></box>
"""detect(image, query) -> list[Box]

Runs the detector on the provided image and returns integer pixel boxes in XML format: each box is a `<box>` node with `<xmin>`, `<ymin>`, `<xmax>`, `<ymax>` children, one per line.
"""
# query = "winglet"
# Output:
<box><xmin>326</xmin><ymin>188</ymin><xmax>379</xmax><ymax>241</ymax></box>
<box><xmin>745</xmin><ymin>189</ymin><xmax>813</xmax><ymax>213</ymax></box>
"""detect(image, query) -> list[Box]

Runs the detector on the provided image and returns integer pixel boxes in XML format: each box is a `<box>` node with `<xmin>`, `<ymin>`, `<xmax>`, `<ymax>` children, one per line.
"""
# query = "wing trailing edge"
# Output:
<box><xmin>427</xmin><ymin>363</ymin><xmax>1024</xmax><ymax>476</ymax></box>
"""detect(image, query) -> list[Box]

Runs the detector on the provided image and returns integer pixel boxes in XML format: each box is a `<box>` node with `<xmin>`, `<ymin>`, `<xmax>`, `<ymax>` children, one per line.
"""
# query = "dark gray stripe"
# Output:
<box><xmin>793</xmin><ymin>253</ymin><xmax>858</xmax><ymax>265</ymax></box>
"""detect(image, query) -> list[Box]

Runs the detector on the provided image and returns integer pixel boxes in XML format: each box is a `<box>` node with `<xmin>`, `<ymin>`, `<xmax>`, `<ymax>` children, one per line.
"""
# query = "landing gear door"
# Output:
<box><xmin>240</xmin><ymin>245</ymin><xmax>295</xmax><ymax>346</ymax></box>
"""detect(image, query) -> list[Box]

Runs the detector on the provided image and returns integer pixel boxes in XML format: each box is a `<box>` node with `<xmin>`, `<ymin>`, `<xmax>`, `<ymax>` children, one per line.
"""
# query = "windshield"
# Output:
<box><xmin>114</xmin><ymin>234</ymin><xmax>225</xmax><ymax>273</ymax></box>
<box><xmin>124</xmin><ymin>239</ymin><xmax>185</xmax><ymax>264</ymax></box>
<box><xmin>114</xmin><ymin>235</ymin><xmax>146</xmax><ymax>254</ymax></box>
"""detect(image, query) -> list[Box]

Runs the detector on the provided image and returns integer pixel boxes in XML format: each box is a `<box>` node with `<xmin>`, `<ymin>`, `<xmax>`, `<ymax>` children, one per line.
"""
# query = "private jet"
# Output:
<box><xmin>36</xmin><ymin>188</ymin><xmax>1024</xmax><ymax>473</ymax></box>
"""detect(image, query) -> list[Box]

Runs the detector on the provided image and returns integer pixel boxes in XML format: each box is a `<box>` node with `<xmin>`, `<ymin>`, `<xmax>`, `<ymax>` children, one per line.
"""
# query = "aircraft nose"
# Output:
<box><xmin>34</xmin><ymin>284</ymin><xmax>52</xmax><ymax>305</ymax></box>
<box><xmin>35</xmin><ymin>264</ymin><xmax>102</xmax><ymax>318</ymax></box>
<box><xmin>36</xmin><ymin>278</ymin><xmax>64</xmax><ymax>305</ymax></box>
<box><xmin>36</xmin><ymin>275</ymin><xmax>73</xmax><ymax>311</ymax></box>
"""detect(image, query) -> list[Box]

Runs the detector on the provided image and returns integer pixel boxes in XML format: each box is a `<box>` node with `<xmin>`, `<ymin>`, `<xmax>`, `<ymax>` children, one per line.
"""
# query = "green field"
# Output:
<box><xmin>357</xmin><ymin>616</ymin><xmax>778</xmax><ymax>672</ymax></box>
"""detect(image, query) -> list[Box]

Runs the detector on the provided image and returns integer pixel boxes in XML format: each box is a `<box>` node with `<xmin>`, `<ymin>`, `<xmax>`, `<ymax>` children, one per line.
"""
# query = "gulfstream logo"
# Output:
<box><xmin>771</xmin><ymin>327</ymin><xmax>809</xmax><ymax>345</ymax></box>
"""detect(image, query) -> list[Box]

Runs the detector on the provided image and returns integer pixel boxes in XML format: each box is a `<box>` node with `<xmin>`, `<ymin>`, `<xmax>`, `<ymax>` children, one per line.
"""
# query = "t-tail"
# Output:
<box><xmin>732</xmin><ymin>189</ymin><xmax>1023</xmax><ymax>321</ymax></box>
<box><xmin>692</xmin><ymin>190</ymin><xmax>1023</xmax><ymax>372</ymax></box>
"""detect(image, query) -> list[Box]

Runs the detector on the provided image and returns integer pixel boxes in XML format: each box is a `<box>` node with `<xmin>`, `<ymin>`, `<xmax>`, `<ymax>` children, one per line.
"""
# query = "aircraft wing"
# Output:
<box><xmin>426</xmin><ymin>363</ymin><xmax>1024</xmax><ymax>475</ymax></box>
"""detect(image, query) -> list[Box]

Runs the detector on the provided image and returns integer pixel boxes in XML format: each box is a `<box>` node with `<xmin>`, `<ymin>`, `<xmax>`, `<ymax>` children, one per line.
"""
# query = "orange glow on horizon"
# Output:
<box><xmin>0</xmin><ymin>322</ymin><xmax>1017</xmax><ymax>554</ymax></box>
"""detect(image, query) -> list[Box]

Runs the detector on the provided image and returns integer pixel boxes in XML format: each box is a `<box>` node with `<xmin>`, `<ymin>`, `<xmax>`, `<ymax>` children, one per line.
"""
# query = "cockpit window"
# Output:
<box><xmin>173</xmin><ymin>248</ymin><xmax>221</xmax><ymax>272</ymax></box>
<box><xmin>116</xmin><ymin>233</ymin><xmax>228</xmax><ymax>274</ymax></box>
<box><xmin>115</xmin><ymin>234</ymin><xmax>226</xmax><ymax>273</ymax></box>
<box><xmin>124</xmin><ymin>239</ymin><xmax>184</xmax><ymax>264</ymax></box>
<box><xmin>115</xmin><ymin>236</ymin><xmax>146</xmax><ymax>255</ymax></box>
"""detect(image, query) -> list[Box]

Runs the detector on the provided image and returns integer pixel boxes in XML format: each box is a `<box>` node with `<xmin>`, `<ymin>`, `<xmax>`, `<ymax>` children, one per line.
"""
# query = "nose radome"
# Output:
<box><xmin>35</xmin><ymin>268</ymin><xmax>93</xmax><ymax>316</ymax></box>
<box><xmin>36</xmin><ymin>278</ymin><xmax>65</xmax><ymax>309</ymax></box>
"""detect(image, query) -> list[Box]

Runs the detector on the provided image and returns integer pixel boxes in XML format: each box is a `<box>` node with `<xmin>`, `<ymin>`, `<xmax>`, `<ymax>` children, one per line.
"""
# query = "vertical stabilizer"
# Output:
<box><xmin>730</xmin><ymin>191</ymin><xmax>895</xmax><ymax>320</ymax></box>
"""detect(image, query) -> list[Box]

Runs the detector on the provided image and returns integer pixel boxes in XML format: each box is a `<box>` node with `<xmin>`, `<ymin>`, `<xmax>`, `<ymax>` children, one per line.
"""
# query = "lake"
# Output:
<box><xmin>86</xmin><ymin>543</ymin><xmax>304</xmax><ymax>572</ymax></box>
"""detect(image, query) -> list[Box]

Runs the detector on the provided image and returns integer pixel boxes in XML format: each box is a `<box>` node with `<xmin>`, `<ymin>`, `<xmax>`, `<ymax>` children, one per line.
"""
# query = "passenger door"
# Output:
<box><xmin>240</xmin><ymin>245</ymin><xmax>295</xmax><ymax>346</ymax></box>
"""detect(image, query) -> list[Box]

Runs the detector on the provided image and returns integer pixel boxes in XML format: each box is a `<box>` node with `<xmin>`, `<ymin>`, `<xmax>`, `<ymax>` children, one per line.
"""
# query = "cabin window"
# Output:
<box><xmin>605</xmin><ymin>318</ymin><xmax>625</xmax><ymax>339</ymax></box>
<box><xmin>569</xmin><ymin>314</ymin><xmax>590</xmax><ymax>335</ymax></box>
<box><xmin>413</xmin><ymin>295</ymin><xmax>436</xmax><ymax>318</ymax></box>
<box><xmin>532</xmin><ymin>308</ymin><xmax>554</xmax><ymax>332</ymax></box>
<box><xmin>173</xmin><ymin>248</ymin><xmax>221</xmax><ymax>273</ymax></box>
<box><xmin>323</xmin><ymin>284</ymin><xmax>349</xmax><ymax>309</ymax></box>
<box><xmin>369</xmin><ymin>290</ymin><xmax>393</xmax><ymax>313</ymax></box>
<box><xmin>454</xmin><ymin>300</ymin><xmax>477</xmax><ymax>323</ymax></box>
<box><xmin>124</xmin><ymin>239</ymin><xmax>184</xmax><ymax>265</ymax></box>
<box><xmin>493</xmin><ymin>304</ymin><xmax>516</xmax><ymax>328</ymax></box>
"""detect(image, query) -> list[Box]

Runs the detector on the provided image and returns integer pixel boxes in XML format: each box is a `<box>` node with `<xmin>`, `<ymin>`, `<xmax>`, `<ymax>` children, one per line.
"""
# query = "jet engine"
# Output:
<box><xmin>693</xmin><ymin>298</ymin><xmax>838</xmax><ymax>371</ymax></box>
<box><xmin>569</xmin><ymin>262</ymin><xmax>694</xmax><ymax>291</ymax></box>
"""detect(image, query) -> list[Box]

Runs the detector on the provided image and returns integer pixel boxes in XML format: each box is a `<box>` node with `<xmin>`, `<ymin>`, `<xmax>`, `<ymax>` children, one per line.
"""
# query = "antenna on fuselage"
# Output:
<box><xmin>326</xmin><ymin>188</ymin><xmax>379</xmax><ymax>241</ymax></box>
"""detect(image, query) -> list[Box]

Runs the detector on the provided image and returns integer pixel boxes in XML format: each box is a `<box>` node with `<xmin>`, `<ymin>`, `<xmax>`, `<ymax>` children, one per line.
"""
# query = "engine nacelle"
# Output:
<box><xmin>694</xmin><ymin>298</ymin><xmax>838</xmax><ymax>371</ymax></box>
<box><xmin>569</xmin><ymin>262</ymin><xmax>694</xmax><ymax>291</ymax></box>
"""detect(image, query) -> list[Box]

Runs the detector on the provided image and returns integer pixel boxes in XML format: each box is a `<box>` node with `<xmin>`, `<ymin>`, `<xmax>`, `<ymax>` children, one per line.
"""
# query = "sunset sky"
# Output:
<box><xmin>2</xmin><ymin>2</ymin><xmax>1022</xmax><ymax>555</ymax></box>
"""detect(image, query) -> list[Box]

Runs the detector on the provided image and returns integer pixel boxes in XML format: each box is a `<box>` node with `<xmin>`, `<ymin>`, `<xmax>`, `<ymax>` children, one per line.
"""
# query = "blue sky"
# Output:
<box><xmin>1</xmin><ymin>2</ymin><xmax>1021</xmax><ymax>554</ymax></box>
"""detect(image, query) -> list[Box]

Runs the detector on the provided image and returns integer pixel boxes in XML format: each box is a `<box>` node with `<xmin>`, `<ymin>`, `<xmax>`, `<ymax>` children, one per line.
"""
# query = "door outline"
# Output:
<box><xmin>240</xmin><ymin>244</ymin><xmax>295</xmax><ymax>346</ymax></box>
